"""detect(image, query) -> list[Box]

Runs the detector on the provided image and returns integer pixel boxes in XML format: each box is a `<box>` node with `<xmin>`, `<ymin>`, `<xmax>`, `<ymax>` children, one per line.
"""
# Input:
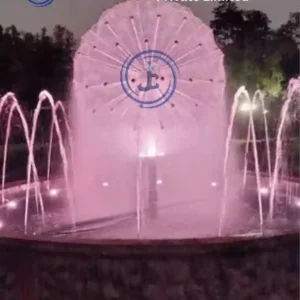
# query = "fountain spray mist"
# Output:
<box><xmin>269</xmin><ymin>78</ymin><xmax>300</xmax><ymax>220</ymax></box>
<box><xmin>219</xmin><ymin>87</ymin><xmax>263</xmax><ymax>236</ymax></box>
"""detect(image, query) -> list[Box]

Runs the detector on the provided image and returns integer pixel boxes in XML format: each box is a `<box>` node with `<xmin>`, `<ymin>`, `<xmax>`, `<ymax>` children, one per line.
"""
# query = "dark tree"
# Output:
<box><xmin>0</xmin><ymin>25</ymin><xmax>75</xmax><ymax>109</ymax></box>
<box><xmin>210</xmin><ymin>3</ymin><xmax>284</xmax><ymax>97</ymax></box>
<box><xmin>275</xmin><ymin>13</ymin><xmax>300</xmax><ymax>85</ymax></box>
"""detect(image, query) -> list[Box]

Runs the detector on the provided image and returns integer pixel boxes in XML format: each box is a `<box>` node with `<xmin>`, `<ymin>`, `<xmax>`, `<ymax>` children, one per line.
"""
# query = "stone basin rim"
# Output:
<box><xmin>0</xmin><ymin>231</ymin><xmax>300</xmax><ymax>256</ymax></box>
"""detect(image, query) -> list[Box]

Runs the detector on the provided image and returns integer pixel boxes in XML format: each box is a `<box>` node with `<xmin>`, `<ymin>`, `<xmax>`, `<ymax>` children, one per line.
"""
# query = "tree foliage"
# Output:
<box><xmin>210</xmin><ymin>3</ymin><xmax>299</xmax><ymax>98</ymax></box>
<box><xmin>0</xmin><ymin>25</ymin><xmax>75</xmax><ymax>109</ymax></box>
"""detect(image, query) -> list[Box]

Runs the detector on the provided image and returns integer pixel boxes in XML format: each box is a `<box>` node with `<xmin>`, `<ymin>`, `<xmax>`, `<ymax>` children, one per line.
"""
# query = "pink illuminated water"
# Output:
<box><xmin>0</xmin><ymin>0</ymin><xmax>299</xmax><ymax>239</ymax></box>
<box><xmin>0</xmin><ymin>91</ymin><xmax>73</xmax><ymax>233</ymax></box>
<box><xmin>0</xmin><ymin>80</ymin><xmax>299</xmax><ymax>237</ymax></box>
<box><xmin>71</xmin><ymin>0</ymin><xmax>242</xmax><ymax>238</ymax></box>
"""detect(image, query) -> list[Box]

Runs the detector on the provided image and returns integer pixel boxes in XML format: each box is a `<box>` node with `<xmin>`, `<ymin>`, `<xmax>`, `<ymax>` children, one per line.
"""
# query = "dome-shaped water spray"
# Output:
<box><xmin>71</xmin><ymin>0</ymin><xmax>238</xmax><ymax>238</ymax></box>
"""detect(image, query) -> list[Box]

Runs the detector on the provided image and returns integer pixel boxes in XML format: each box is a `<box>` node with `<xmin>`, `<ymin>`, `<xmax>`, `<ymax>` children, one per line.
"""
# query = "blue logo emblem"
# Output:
<box><xmin>120</xmin><ymin>50</ymin><xmax>179</xmax><ymax>109</ymax></box>
<box><xmin>28</xmin><ymin>0</ymin><xmax>54</xmax><ymax>7</ymax></box>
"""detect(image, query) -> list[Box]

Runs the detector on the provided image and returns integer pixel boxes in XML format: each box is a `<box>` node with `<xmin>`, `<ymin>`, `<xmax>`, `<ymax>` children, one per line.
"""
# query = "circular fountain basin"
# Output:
<box><xmin>0</xmin><ymin>174</ymin><xmax>298</xmax><ymax>240</ymax></box>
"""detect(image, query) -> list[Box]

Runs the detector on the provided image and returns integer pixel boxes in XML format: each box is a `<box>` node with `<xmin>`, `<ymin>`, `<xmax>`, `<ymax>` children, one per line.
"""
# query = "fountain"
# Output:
<box><xmin>0</xmin><ymin>0</ymin><xmax>299</xmax><ymax>240</ymax></box>
<box><xmin>71</xmin><ymin>0</ymin><xmax>243</xmax><ymax>239</ymax></box>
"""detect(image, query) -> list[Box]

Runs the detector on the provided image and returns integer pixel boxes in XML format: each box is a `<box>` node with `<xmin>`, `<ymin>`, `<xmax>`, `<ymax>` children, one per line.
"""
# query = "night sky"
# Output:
<box><xmin>0</xmin><ymin>0</ymin><xmax>299</xmax><ymax>37</ymax></box>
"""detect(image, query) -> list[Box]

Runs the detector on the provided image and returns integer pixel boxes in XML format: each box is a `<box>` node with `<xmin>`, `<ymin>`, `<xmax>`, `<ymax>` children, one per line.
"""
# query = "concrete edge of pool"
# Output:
<box><xmin>0</xmin><ymin>229</ymin><xmax>298</xmax><ymax>251</ymax></box>
<box><xmin>0</xmin><ymin>226</ymin><xmax>298</xmax><ymax>299</ymax></box>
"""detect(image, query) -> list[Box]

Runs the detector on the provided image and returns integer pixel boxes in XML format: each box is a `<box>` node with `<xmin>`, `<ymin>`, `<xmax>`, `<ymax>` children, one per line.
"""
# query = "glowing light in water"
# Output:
<box><xmin>49</xmin><ymin>188</ymin><xmax>59</xmax><ymax>197</ymax></box>
<box><xmin>139</xmin><ymin>138</ymin><xmax>165</xmax><ymax>158</ymax></box>
<box><xmin>147</xmin><ymin>142</ymin><xmax>157</xmax><ymax>157</ymax></box>
<box><xmin>239</xmin><ymin>102</ymin><xmax>257</xmax><ymax>112</ymax></box>
<box><xmin>7</xmin><ymin>201</ymin><xmax>17</xmax><ymax>209</ymax></box>
<box><xmin>259</xmin><ymin>187</ymin><xmax>269</xmax><ymax>195</ymax></box>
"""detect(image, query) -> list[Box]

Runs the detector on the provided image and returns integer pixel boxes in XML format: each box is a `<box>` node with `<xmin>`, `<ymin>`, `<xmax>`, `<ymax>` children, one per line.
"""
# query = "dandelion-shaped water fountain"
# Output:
<box><xmin>71</xmin><ymin>0</ymin><xmax>242</xmax><ymax>239</ymax></box>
